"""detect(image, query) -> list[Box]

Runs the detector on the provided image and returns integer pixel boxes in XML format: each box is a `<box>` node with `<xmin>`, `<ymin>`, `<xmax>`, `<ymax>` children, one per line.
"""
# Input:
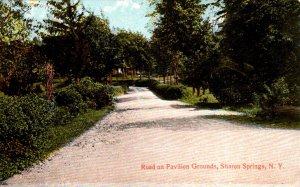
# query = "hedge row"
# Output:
<box><xmin>151</xmin><ymin>84</ymin><xmax>189</xmax><ymax>100</ymax></box>
<box><xmin>133</xmin><ymin>79</ymin><xmax>189</xmax><ymax>100</ymax></box>
<box><xmin>0</xmin><ymin>77</ymin><xmax>120</xmax><ymax>180</ymax></box>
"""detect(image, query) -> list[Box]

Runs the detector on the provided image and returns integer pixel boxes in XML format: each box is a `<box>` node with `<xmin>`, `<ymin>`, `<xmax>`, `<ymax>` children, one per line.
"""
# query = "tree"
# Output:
<box><xmin>150</xmin><ymin>0</ymin><xmax>215</xmax><ymax>91</ymax></box>
<box><xmin>0</xmin><ymin>41</ymin><xmax>48</xmax><ymax>95</ymax></box>
<box><xmin>0</xmin><ymin>0</ymin><xmax>42</xmax><ymax>95</ymax></box>
<box><xmin>82</xmin><ymin>14</ymin><xmax>116</xmax><ymax>82</ymax></box>
<box><xmin>0</xmin><ymin>0</ymin><xmax>31</xmax><ymax>43</ymax></box>
<box><xmin>216</xmin><ymin>0</ymin><xmax>300</xmax><ymax>107</ymax></box>
<box><xmin>150</xmin><ymin>38</ymin><xmax>173</xmax><ymax>83</ymax></box>
<box><xmin>114</xmin><ymin>30</ymin><xmax>151</xmax><ymax>79</ymax></box>
<box><xmin>43</xmin><ymin>0</ymin><xmax>89</xmax><ymax>80</ymax></box>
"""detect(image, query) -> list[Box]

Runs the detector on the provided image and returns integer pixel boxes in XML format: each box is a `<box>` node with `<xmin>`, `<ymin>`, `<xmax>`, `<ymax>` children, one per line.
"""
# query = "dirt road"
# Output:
<box><xmin>5</xmin><ymin>87</ymin><xmax>300</xmax><ymax>186</ymax></box>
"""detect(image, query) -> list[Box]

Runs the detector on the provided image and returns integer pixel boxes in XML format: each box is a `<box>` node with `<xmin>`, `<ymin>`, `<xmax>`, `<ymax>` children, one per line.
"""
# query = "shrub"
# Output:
<box><xmin>50</xmin><ymin>106</ymin><xmax>72</xmax><ymax>126</ymax></box>
<box><xmin>112</xmin><ymin>80</ymin><xmax>135</xmax><ymax>87</ymax></box>
<box><xmin>255</xmin><ymin>77</ymin><xmax>292</xmax><ymax>112</ymax></box>
<box><xmin>0</xmin><ymin>77</ymin><xmax>120</xmax><ymax>180</ymax></box>
<box><xmin>135</xmin><ymin>79</ymin><xmax>159</xmax><ymax>88</ymax></box>
<box><xmin>67</xmin><ymin>77</ymin><xmax>116</xmax><ymax>109</ymax></box>
<box><xmin>112</xmin><ymin>85</ymin><xmax>126</xmax><ymax>95</ymax></box>
<box><xmin>55</xmin><ymin>87</ymin><xmax>86</xmax><ymax>115</ymax></box>
<box><xmin>94</xmin><ymin>85</ymin><xmax>115</xmax><ymax>109</ymax></box>
<box><xmin>150</xmin><ymin>84</ymin><xmax>189</xmax><ymax>100</ymax></box>
<box><xmin>0</xmin><ymin>95</ymin><xmax>53</xmax><ymax>180</ymax></box>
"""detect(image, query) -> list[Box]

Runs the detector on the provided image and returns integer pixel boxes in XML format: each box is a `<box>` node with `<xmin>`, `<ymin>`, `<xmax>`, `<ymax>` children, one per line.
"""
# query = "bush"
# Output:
<box><xmin>66</xmin><ymin>77</ymin><xmax>116</xmax><ymax>110</ymax></box>
<box><xmin>50</xmin><ymin>107</ymin><xmax>72</xmax><ymax>126</ymax></box>
<box><xmin>255</xmin><ymin>77</ymin><xmax>292</xmax><ymax>112</ymax></box>
<box><xmin>112</xmin><ymin>80</ymin><xmax>135</xmax><ymax>87</ymax></box>
<box><xmin>135</xmin><ymin>79</ymin><xmax>159</xmax><ymax>88</ymax></box>
<box><xmin>150</xmin><ymin>84</ymin><xmax>189</xmax><ymax>100</ymax></box>
<box><xmin>0</xmin><ymin>95</ymin><xmax>53</xmax><ymax>180</ymax></box>
<box><xmin>112</xmin><ymin>85</ymin><xmax>126</xmax><ymax>95</ymax></box>
<box><xmin>55</xmin><ymin>87</ymin><xmax>87</xmax><ymax>115</ymax></box>
<box><xmin>0</xmin><ymin>77</ymin><xmax>120</xmax><ymax>180</ymax></box>
<box><xmin>94</xmin><ymin>85</ymin><xmax>115</xmax><ymax>108</ymax></box>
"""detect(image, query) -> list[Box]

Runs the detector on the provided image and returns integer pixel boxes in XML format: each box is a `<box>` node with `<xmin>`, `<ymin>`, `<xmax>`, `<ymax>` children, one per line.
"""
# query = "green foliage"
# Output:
<box><xmin>82</xmin><ymin>15</ymin><xmax>116</xmax><ymax>81</ymax></box>
<box><xmin>74</xmin><ymin>77</ymin><xmax>116</xmax><ymax>109</ymax></box>
<box><xmin>0</xmin><ymin>41</ymin><xmax>48</xmax><ymax>96</ymax></box>
<box><xmin>216</xmin><ymin>0</ymin><xmax>300</xmax><ymax>109</ymax></box>
<box><xmin>179</xmin><ymin>87</ymin><xmax>219</xmax><ymax>106</ymax></box>
<box><xmin>150</xmin><ymin>0</ymin><xmax>217</xmax><ymax>88</ymax></box>
<box><xmin>55</xmin><ymin>87</ymin><xmax>87</xmax><ymax>115</ymax></box>
<box><xmin>42</xmin><ymin>0</ymin><xmax>90</xmax><ymax>79</ymax></box>
<box><xmin>112</xmin><ymin>86</ymin><xmax>127</xmax><ymax>95</ymax></box>
<box><xmin>135</xmin><ymin>79</ymin><xmax>159</xmax><ymax>87</ymax></box>
<box><xmin>0</xmin><ymin>95</ymin><xmax>53</xmax><ymax>180</ymax></box>
<box><xmin>0</xmin><ymin>0</ymin><xmax>31</xmax><ymax>43</ymax></box>
<box><xmin>150</xmin><ymin>0</ymin><xmax>206</xmax><ymax>53</ymax></box>
<box><xmin>43</xmin><ymin>0</ymin><xmax>84</xmax><ymax>36</ymax></box>
<box><xmin>254</xmin><ymin>77</ymin><xmax>292</xmax><ymax>112</ymax></box>
<box><xmin>0</xmin><ymin>106</ymin><xmax>112</xmax><ymax>181</ymax></box>
<box><xmin>115</xmin><ymin>30</ymin><xmax>152</xmax><ymax>77</ymax></box>
<box><xmin>150</xmin><ymin>83</ymin><xmax>189</xmax><ymax>100</ymax></box>
<box><xmin>0</xmin><ymin>77</ymin><xmax>118</xmax><ymax>180</ymax></box>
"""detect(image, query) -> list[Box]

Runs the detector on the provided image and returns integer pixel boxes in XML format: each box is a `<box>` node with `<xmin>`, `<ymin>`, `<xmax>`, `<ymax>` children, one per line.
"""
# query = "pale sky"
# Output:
<box><xmin>27</xmin><ymin>0</ymin><xmax>218</xmax><ymax>38</ymax></box>
<box><xmin>27</xmin><ymin>0</ymin><xmax>153</xmax><ymax>38</ymax></box>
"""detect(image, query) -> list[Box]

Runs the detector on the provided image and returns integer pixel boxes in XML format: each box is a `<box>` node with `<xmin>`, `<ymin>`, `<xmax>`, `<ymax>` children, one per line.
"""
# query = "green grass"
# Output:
<box><xmin>177</xmin><ymin>86</ymin><xmax>300</xmax><ymax>130</ymax></box>
<box><xmin>179</xmin><ymin>87</ymin><xmax>218</xmax><ymax>105</ymax></box>
<box><xmin>0</xmin><ymin>107</ymin><xmax>112</xmax><ymax>181</ymax></box>
<box><xmin>222</xmin><ymin>105</ymin><xmax>262</xmax><ymax>114</ymax></box>
<box><xmin>205</xmin><ymin>114</ymin><xmax>300</xmax><ymax>129</ymax></box>
<box><xmin>112</xmin><ymin>85</ymin><xmax>128</xmax><ymax>96</ymax></box>
<box><xmin>46</xmin><ymin>107</ymin><xmax>113</xmax><ymax>153</ymax></box>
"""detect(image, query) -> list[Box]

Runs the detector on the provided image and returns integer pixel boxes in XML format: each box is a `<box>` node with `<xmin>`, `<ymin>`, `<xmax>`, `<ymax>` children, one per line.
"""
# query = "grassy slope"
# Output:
<box><xmin>46</xmin><ymin>107</ymin><xmax>112</xmax><ymax>153</ymax></box>
<box><xmin>0</xmin><ymin>107</ymin><xmax>112</xmax><ymax>181</ymax></box>
<box><xmin>179</xmin><ymin>86</ymin><xmax>300</xmax><ymax>129</ymax></box>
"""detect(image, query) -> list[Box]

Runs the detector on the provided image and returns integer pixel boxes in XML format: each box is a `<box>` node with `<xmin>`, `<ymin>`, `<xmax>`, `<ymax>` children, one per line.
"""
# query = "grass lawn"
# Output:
<box><xmin>206</xmin><ymin>114</ymin><xmax>300</xmax><ymax>129</ymax></box>
<box><xmin>178</xmin><ymin>86</ymin><xmax>300</xmax><ymax>129</ymax></box>
<box><xmin>180</xmin><ymin>87</ymin><xmax>218</xmax><ymax>105</ymax></box>
<box><xmin>0</xmin><ymin>107</ymin><xmax>112</xmax><ymax>181</ymax></box>
<box><xmin>46</xmin><ymin>107</ymin><xmax>113</xmax><ymax>153</ymax></box>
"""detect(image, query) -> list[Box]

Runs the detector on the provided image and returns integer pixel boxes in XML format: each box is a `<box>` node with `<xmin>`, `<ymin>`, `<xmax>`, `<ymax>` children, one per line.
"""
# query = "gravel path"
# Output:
<box><xmin>4</xmin><ymin>87</ymin><xmax>300</xmax><ymax>186</ymax></box>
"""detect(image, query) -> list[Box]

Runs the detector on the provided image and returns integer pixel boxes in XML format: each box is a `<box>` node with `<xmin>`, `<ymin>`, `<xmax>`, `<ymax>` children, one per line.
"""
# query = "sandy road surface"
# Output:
<box><xmin>4</xmin><ymin>87</ymin><xmax>300</xmax><ymax>186</ymax></box>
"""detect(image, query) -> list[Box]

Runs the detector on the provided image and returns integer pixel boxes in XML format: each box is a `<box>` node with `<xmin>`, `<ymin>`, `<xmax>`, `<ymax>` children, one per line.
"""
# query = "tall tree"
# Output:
<box><xmin>216</xmin><ymin>0</ymin><xmax>300</xmax><ymax>107</ymax></box>
<box><xmin>151</xmin><ymin>0</ymin><xmax>215</xmax><ymax>91</ymax></box>
<box><xmin>115</xmin><ymin>30</ymin><xmax>151</xmax><ymax>79</ymax></box>
<box><xmin>43</xmin><ymin>0</ymin><xmax>89</xmax><ymax>80</ymax></box>
<box><xmin>0</xmin><ymin>0</ymin><xmax>31</xmax><ymax>43</ymax></box>
<box><xmin>0</xmin><ymin>0</ymin><xmax>41</xmax><ymax>95</ymax></box>
<box><xmin>82</xmin><ymin>14</ymin><xmax>116</xmax><ymax>81</ymax></box>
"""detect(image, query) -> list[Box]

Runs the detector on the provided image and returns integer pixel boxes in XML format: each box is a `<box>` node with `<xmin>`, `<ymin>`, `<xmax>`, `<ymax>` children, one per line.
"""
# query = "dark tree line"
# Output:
<box><xmin>0</xmin><ymin>0</ymin><xmax>152</xmax><ymax>95</ymax></box>
<box><xmin>150</xmin><ymin>0</ymin><xmax>300</xmax><ymax>110</ymax></box>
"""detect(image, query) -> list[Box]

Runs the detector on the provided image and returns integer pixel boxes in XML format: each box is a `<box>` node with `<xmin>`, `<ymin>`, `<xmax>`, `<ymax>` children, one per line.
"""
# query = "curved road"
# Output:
<box><xmin>5</xmin><ymin>87</ymin><xmax>300</xmax><ymax>186</ymax></box>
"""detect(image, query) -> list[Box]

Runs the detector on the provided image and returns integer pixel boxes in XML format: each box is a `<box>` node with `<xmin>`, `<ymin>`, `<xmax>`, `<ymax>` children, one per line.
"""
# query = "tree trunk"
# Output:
<box><xmin>163</xmin><ymin>76</ymin><xmax>166</xmax><ymax>84</ymax></box>
<box><xmin>193</xmin><ymin>87</ymin><xmax>195</xmax><ymax>95</ymax></box>
<box><xmin>197</xmin><ymin>87</ymin><xmax>200</xmax><ymax>96</ymax></box>
<box><xmin>139</xmin><ymin>69</ymin><xmax>142</xmax><ymax>80</ymax></box>
<box><xmin>123</xmin><ymin>68</ymin><xmax>126</xmax><ymax>79</ymax></box>
<box><xmin>109</xmin><ymin>73</ymin><xmax>112</xmax><ymax>84</ymax></box>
